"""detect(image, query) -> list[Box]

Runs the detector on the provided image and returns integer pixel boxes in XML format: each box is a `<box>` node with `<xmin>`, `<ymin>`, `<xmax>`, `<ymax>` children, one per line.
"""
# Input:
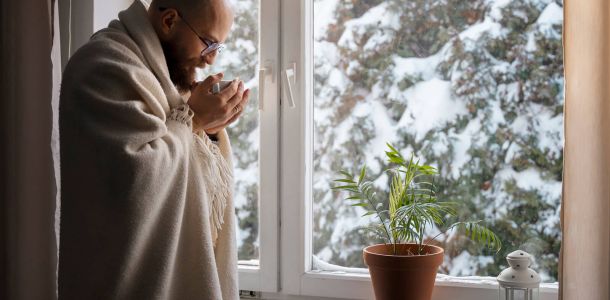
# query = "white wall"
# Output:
<box><xmin>93</xmin><ymin>0</ymin><xmax>132</xmax><ymax>32</ymax></box>
<box><xmin>59</xmin><ymin>0</ymin><xmax>133</xmax><ymax>69</ymax></box>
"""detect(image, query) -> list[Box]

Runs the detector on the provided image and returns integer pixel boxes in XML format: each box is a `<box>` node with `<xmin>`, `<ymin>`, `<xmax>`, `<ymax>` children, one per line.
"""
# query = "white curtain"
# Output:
<box><xmin>52</xmin><ymin>0</ymin><xmax>63</xmax><ymax>298</ymax></box>
<box><xmin>562</xmin><ymin>0</ymin><xmax>610</xmax><ymax>299</ymax></box>
<box><xmin>0</xmin><ymin>0</ymin><xmax>60</xmax><ymax>298</ymax></box>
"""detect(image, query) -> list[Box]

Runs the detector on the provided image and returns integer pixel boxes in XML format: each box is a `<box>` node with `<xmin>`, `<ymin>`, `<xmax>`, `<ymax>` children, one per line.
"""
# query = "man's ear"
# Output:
<box><xmin>158</xmin><ymin>8</ymin><xmax>180</xmax><ymax>37</ymax></box>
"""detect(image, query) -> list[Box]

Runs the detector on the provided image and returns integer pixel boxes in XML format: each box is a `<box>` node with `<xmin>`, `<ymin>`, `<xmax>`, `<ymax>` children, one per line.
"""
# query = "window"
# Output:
<box><xmin>311</xmin><ymin>0</ymin><xmax>563</xmax><ymax>282</ymax></box>
<box><xmin>280</xmin><ymin>0</ymin><xmax>561</xmax><ymax>299</ymax></box>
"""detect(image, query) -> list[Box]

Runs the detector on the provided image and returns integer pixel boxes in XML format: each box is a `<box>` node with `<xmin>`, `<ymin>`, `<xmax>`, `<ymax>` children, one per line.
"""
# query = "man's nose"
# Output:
<box><xmin>203</xmin><ymin>51</ymin><xmax>217</xmax><ymax>65</ymax></box>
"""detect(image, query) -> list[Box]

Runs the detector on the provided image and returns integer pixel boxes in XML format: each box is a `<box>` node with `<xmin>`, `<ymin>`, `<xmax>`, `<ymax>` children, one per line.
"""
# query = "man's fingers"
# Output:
<box><xmin>236</xmin><ymin>88</ymin><xmax>250</xmax><ymax>112</ymax></box>
<box><xmin>192</xmin><ymin>72</ymin><xmax>224</xmax><ymax>92</ymax></box>
<box><xmin>232</xmin><ymin>89</ymin><xmax>250</xmax><ymax>114</ymax></box>
<box><xmin>226</xmin><ymin>105</ymin><xmax>244</xmax><ymax>125</ymax></box>
<box><xmin>206</xmin><ymin>111</ymin><xmax>241</xmax><ymax>134</ymax></box>
<box><xmin>205</xmin><ymin>90</ymin><xmax>249</xmax><ymax>134</ymax></box>
<box><xmin>230</xmin><ymin>90</ymin><xmax>250</xmax><ymax>117</ymax></box>
<box><xmin>220</xmin><ymin>90</ymin><xmax>250</xmax><ymax>127</ymax></box>
<box><xmin>218</xmin><ymin>79</ymin><xmax>241</xmax><ymax>100</ymax></box>
<box><xmin>226</xmin><ymin>83</ymin><xmax>246</xmax><ymax>109</ymax></box>
<box><xmin>240</xmin><ymin>88</ymin><xmax>250</xmax><ymax>102</ymax></box>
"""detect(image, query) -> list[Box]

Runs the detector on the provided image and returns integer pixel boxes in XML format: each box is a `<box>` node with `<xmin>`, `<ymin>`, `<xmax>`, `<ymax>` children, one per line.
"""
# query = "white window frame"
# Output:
<box><xmin>276</xmin><ymin>1</ymin><xmax>559</xmax><ymax>299</ymax></box>
<box><xmin>238</xmin><ymin>0</ymin><xmax>280</xmax><ymax>293</ymax></box>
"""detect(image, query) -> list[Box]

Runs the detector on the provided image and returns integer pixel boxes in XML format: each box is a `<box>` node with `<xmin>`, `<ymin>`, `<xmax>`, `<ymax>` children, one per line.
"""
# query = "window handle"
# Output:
<box><xmin>258</xmin><ymin>61</ymin><xmax>274</xmax><ymax>111</ymax></box>
<box><xmin>284</xmin><ymin>62</ymin><xmax>297</xmax><ymax>108</ymax></box>
<box><xmin>258</xmin><ymin>67</ymin><xmax>267</xmax><ymax>111</ymax></box>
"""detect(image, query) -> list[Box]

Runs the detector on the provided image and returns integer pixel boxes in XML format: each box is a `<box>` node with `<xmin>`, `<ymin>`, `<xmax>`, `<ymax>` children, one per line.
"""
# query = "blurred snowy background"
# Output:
<box><xmin>311</xmin><ymin>0</ymin><xmax>563</xmax><ymax>282</ymax></box>
<box><xmin>203</xmin><ymin>0</ymin><xmax>261</xmax><ymax>265</ymax></box>
<box><xmin>208</xmin><ymin>0</ymin><xmax>563</xmax><ymax>282</ymax></box>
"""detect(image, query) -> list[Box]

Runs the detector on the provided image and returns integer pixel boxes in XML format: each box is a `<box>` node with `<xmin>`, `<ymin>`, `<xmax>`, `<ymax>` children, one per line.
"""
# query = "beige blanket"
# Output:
<box><xmin>58</xmin><ymin>1</ymin><xmax>238</xmax><ymax>299</ymax></box>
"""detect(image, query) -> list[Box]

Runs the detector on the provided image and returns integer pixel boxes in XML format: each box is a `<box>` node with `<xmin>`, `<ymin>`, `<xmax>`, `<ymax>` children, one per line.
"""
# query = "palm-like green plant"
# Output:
<box><xmin>333</xmin><ymin>143</ymin><xmax>502</xmax><ymax>255</ymax></box>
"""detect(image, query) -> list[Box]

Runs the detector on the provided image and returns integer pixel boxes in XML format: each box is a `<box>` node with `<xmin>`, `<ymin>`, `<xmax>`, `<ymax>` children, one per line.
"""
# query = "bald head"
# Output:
<box><xmin>151</xmin><ymin>0</ymin><xmax>233</xmax><ymax>22</ymax></box>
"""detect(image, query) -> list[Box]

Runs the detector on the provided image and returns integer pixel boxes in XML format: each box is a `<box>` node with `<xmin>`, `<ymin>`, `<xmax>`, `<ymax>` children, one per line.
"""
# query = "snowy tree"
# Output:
<box><xmin>313</xmin><ymin>0</ymin><xmax>563</xmax><ymax>281</ymax></box>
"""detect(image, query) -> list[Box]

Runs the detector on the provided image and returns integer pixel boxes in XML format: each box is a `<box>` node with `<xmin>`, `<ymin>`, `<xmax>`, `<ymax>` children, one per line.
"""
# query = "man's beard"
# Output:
<box><xmin>160</xmin><ymin>40</ymin><xmax>195</xmax><ymax>94</ymax></box>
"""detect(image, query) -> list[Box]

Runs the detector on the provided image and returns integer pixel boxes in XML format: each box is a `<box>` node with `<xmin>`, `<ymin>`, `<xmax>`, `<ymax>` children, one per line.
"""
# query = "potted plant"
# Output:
<box><xmin>332</xmin><ymin>143</ymin><xmax>502</xmax><ymax>300</ymax></box>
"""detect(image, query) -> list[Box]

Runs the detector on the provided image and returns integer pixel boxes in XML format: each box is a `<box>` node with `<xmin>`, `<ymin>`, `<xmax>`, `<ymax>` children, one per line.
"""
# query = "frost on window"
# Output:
<box><xmin>205</xmin><ymin>0</ymin><xmax>260</xmax><ymax>263</ymax></box>
<box><xmin>313</xmin><ymin>0</ymin><xmax>563</xmax><ymax>282</ymax></box>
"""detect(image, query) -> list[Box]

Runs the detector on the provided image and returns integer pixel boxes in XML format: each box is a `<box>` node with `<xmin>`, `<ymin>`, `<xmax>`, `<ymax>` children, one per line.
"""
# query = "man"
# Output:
<box><xmin>58</xmin><ymin>0</ymin><xmax>246</xmax><ymax>298</ymax></box>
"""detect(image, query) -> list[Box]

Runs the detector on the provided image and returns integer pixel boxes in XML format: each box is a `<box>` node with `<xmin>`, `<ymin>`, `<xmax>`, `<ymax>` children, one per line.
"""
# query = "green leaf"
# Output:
<box><xmin>333</xmin><ymin>185</ymin><xmax>358</xmax><ymax>190</ymax></box>
<box><xmin>361</xmin><ymin>211</ymin><xmax>376</xmax><ymax>217</ymax></box>
<box><xmin>339</xmin><ymin>170</ymin><xmax>353</xmax><ymax>178</ymax></box>
<box><xmin>386</xmin><ymin>142</ymin><xmax>400</xmax><ymax>154</ymax></box>
<box><xmin>450</xmin><ymin>221</ymin><xmax>503</xmax><ymax>253</ymax></box>
<box><xmin>358</xmin><ymin>166</ymin><xmax>366</xmax><ymax>183</ymax></box>
<box><xmin>334</xmin><ymin>179</ymin><xmax>355</xmax><ymax>184</ymax></box>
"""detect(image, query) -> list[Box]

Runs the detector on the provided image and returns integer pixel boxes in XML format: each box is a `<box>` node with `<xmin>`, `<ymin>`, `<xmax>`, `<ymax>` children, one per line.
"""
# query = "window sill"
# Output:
<box><xmin>254</xmin><ymin>271</ymin><xmax>558</xmax><ymax>300</ymax></box>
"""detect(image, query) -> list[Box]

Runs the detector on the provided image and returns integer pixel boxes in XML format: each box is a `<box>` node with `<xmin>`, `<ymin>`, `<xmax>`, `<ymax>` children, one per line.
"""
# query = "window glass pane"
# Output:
<box><xmin>312</xmin><ymin>0</ymin><xmax>563</xmax><ymax>282</ymax></box>
<box><xmin>203</xmin><ymin>0</ymin><xmax>260</xmax><ymax>263</ymax></box>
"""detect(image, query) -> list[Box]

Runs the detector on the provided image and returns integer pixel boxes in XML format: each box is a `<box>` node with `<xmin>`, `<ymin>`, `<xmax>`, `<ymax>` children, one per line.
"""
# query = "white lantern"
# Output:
<box><xmin>497</xmin><ymin>250</ymin><xmax>541</xmax><ymax>300</ymax></box>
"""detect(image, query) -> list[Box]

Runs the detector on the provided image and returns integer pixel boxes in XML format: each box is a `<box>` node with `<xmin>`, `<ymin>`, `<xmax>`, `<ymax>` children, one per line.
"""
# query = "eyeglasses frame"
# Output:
<box><xmin>158</xmin><ymin>7</ymin><xmax>226</xmax><ymax>57</ymax></box>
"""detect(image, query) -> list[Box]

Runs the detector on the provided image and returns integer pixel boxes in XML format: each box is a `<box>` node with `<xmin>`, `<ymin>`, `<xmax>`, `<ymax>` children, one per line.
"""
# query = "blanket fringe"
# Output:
<box><xmin>193</xmin><ymin>133</ymin><xmax>233</xmax><ymax>246</ymax></box>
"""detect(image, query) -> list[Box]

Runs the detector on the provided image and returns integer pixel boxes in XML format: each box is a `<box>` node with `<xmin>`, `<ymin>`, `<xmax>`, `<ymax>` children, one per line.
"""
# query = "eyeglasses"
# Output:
<box><xmin>159</xmin><ymin>7</ymin><xmax>225</xmax><ymax>57</ymax></box>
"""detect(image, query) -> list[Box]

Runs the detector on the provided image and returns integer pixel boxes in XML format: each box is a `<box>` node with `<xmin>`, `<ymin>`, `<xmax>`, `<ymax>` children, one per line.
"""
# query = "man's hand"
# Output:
<box><xmin>188</xmin><ymin>73</ymin><xmax>251</xmax><ymax>135</ymax></box>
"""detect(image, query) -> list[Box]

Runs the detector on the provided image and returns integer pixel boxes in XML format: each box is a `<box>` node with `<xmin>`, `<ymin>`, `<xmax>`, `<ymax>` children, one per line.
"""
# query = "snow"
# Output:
<box><xmin>504</xmin><ymin>142</ymin><xmax>522</xmax><ymax>163</ymax></box>
<box><xmin>338</xmin><ymin>2</ymin><xmax>400</xmax><ymax>49</ymax></box>
<box><xmin>234</xmin><ymin>39</ymin><xmax>256</xmax><ymax>55</ymax></box>
<box><xmin>459</xmin><ymin>18</ymin><xmax>502</xmax><ymax>43</ymax></box>
<box><xmin>353</xmin><ymin>101</ymin><xmax>398</xmax><ymax>173</ymax></box>
<box><xmin>314</xmin><ymin>0</ymin><xmax>339</xmax><ymax>38</ymax></box>
<box><xmin>315</xmin><ymin>247</ymin><xmax>334</xmax><ymax>262</ymax></box>
<box><xmin>312</xmin><ymin>255</ymin><xmax>370</xmax><ymax>274</ymax></box>
<box><xmin>363</xmin><ymin>30</ymin><xmax>395</xmax><ymax>52</ymax></box>
<box><xmin>314</xmin><ymin>41</ymin><xmax>341</xmax><ymax>66</ymax></box>
<box><xmin>450</xmin><ymin>118</ymin><xmax>482</xmax><ymax>179</ymax></box>
<box><xmin>488</xmin><ymin>0</ymin><xmax>514</xmax><ymax>21</ymax></box>
<box><xmin>397</xmin><ymin>78</ymin><xmax>468</xmax><ymax>141</ymax></box>
<box><xmin>511</xmin><ymin>115</ymin><xmax>529</xmax><ymax>133</ymax></box>
<box><xmin>436</xmin><ymin>274</ymin><xmax>499</xmax><ymax>286</ymax></box>
<box><xmin>496</xmin><ymin>167</ymin><xmax>562</xmax><ymax>205</ymax></box>
<box><xmin>534</xmin><ymin>110</ymin><xmax>563</xmax><ymax>158</ymax></box>
<box><xmin>233</xmin><ymin>161</ymin><xmax>258</xmax><ymax>186</ymax></box>
<box><xmin>337</xmin><ymin>29</ymin><xmax>357</xmax><ymax>50</ymax></box>
<box><xmin>488</xmin><ymin>98</ymin><xmax>507</xmax><ymax>132</ymax></box>
<box><xmin>327</xmin><ymin>67</ymin><xmax>350</xmax><ymax>90</ymax></box>
<box><xmin>537</xmin><ymin>2</ymin><xmax>563</xmax><ymax>25</ymax></box>
<box><xmin>392</xmin><ymin>52</ymin><xmax>443</xmax><ymax>81</ymax></box>
<box><xmin>448</xmin><ymin>251</ymin><xmax>495</xmax><ymax>276</ymax></box>
<box><xmin>536</xmin><ymin>2</ymin><xmax>563</xmax><ymax>39</ymax></box>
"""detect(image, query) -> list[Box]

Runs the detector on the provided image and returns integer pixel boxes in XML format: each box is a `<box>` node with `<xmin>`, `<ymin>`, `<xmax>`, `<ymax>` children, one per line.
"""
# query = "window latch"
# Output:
<box><xmin>283</xmin><ymin>62</ymin><xmax>297</xmax><ymax>108</ymax></box>
<box><xmin>258</xmin><ymin>60</ymin><xmax>274</xmax><ymax>111</ymax></box>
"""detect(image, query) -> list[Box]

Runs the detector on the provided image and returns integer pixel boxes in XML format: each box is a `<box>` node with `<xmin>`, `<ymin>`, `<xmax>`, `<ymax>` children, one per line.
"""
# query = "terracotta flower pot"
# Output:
<box><xmin>363</xmin><ymin>243</ymin><xmax>444</xmax><ymax>300</ymax></box>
